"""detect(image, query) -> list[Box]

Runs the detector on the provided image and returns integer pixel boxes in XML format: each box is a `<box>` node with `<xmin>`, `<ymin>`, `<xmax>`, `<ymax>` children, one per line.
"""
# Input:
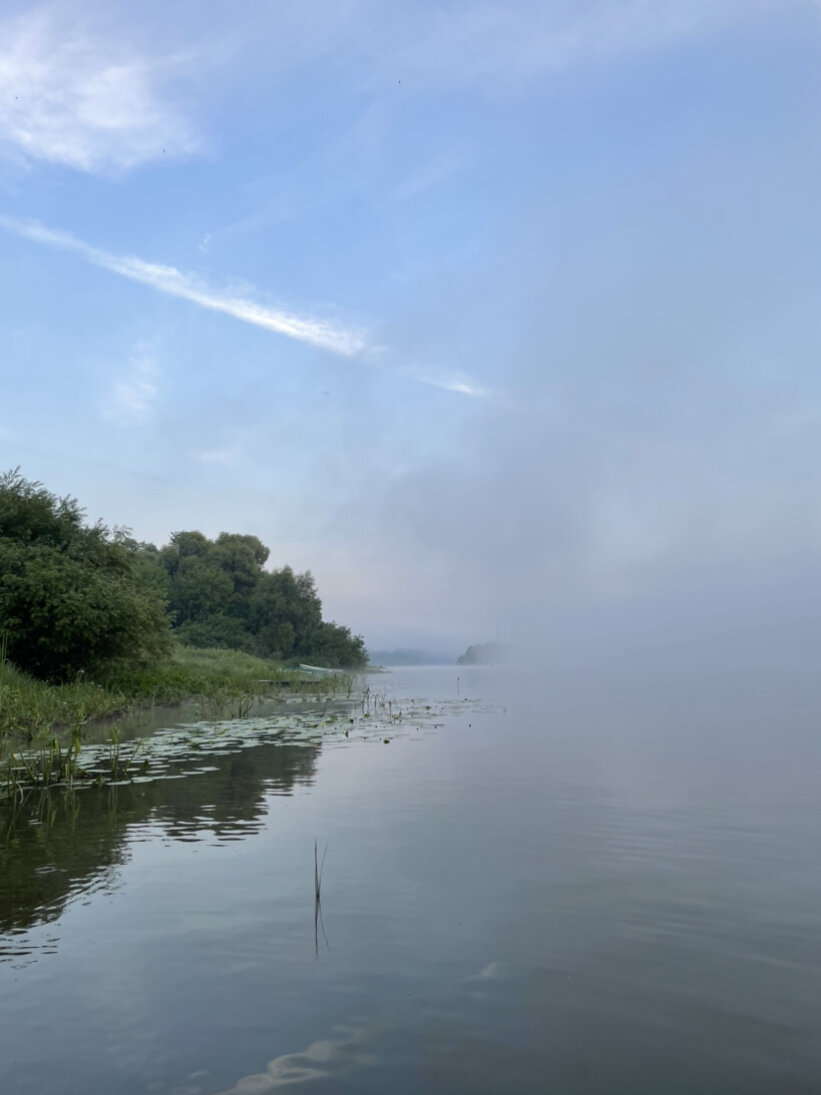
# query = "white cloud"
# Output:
<box><xmin>0</xmin><ymin>215</ymin><xmax>369</xmax><ymax>357</ymax></box>
<box><xmin>0</xmin><ymin>1</ymin><xmax>787</xmax><ymax>178</ymax></box>
<box><xmin>0</xmin><ymin>6</ymin><xmax>199</xmax><ymax>172</ymax></box>
<box><xmin>100</xmin><ymin>347</ymin><xmax>159</xmax><ymax>425</ymax></box>
<box><xmin>395</xmin><ymin>361</ymin><xmax>499</xmax><ymax>401</ymax></box>
<box><xmin>0</xmin><ymin>2</ymin><xmax>782</xmax><ymax>176</ymax></box>
<box><xmin>0</xmin><ymin>214</ymin><xmax>496</xmax><ymax>399</ymax></box>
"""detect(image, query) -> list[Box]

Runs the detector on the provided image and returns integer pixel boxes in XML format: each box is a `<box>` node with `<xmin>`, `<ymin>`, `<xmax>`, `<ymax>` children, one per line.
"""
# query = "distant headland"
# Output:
<box><xmin>456</xmin><ymin>643</ymin><xmax>507</xmax><ymax>666</ymax></box>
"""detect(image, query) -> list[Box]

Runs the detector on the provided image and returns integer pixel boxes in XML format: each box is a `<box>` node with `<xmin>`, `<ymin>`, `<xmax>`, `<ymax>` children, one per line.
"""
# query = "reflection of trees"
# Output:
<box><xmin>0</xmin><ymin>741</ymin><xmax>318</xmax><ymax>939</ymax></box>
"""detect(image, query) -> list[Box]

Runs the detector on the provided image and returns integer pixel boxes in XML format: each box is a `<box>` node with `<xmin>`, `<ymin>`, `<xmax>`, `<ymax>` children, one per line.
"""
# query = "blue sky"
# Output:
<box><xmin>3</xmin><ymin>0</ymin><xmax>821</xmax><ymax>655</ymax></box>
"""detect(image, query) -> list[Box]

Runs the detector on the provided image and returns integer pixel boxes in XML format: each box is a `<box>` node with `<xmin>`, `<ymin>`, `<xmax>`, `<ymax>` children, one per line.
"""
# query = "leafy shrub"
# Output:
<box><xmin>0</xmin><ymin>470</ymin><xmax>172</xmax><ymax>682</ymax></box>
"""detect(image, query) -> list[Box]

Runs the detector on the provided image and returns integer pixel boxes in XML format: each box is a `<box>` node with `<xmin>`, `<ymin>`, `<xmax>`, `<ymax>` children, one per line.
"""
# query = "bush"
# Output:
<box><xmin>0</xmin><ymin>470</ymin><xmax>172</xmax><ymax>682</ymax></box>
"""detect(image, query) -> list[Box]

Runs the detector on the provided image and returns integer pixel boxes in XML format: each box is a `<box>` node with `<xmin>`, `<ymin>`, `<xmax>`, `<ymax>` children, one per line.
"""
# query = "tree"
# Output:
<box><xmin>251</xmin><ymin>566</ymin><xmax>323</xmax><ymax>658</ymax></box>
<box><xmin>169</xmin><ymin>555</ymin><xmax>234</xmax><ymax>625</ymax></box>
<box><xmin>0</xmin><ymin>470</ymin><xmax>172</xmax><ymax>682</ymax></box>
<box><xmin>308</xmin><ymin>621</ymin><xmax>368</xmax><ymax>668</ymax></box>
<box><xmin>151</xmin><ymin>530</ymin><xmax>367</xmax><ymax>666</ymax></box>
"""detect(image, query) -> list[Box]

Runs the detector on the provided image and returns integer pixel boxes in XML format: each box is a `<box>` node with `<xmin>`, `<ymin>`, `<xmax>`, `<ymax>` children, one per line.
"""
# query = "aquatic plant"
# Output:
<box><xmin>2</xmin><ymin>724</ymin><xmax>84</xmax><ymax>798</ymax></box>
<box><xmin>106</xmin><ymin>728</ymin><xmax>143</xmax><ymax>782</ymax></box>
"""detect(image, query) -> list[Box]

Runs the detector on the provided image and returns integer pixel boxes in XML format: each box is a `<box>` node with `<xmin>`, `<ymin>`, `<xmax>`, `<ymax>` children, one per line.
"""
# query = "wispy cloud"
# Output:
<box><xmin>100</xmin><ymin>346</ymin><xmax>159</xmax><ymax>425</ymax></box>
<box><xmin>0</xmin><ymin>215</ymin><xmax>368</xmax><ymax>356</ymax></box>
<box><xmin>0</xmin><ymin>6</ymin><xmax>199</xmax><ymax>172</ymax></box>
<box><xmin>0</xmin><ymin>1</ymin><xmax>783</xmax><ymax>178</ymax></box>
<box><xmin>395</xmin><ymin>362</ymin><xmax>497</xmax><ymax>402</ymax></box>
<box><xmin>391</xmin><ymin>146</ymin><xmax>467</xmax><ymax>203</ymax></box>
<box><xmin>193</xmin><ymin>446</ymin><xmax>246</xmax><ymax>468</ymax></box>
<box><xmin>0</xmin><ymin>214</ymin><xmax>495</xmax><ymax>399</ymax></box>
<box><xmin>215</xmin><ymin>0</ymin><xmax>781</xmax><ymax>104</ymax></box>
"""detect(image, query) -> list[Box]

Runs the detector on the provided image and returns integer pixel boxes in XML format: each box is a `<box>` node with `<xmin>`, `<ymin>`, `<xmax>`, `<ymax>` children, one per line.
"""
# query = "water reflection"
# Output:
<box><xmin>0</xmin><ymin>685</ymin><xmax>459</xmax><ymax>967</ymax></box>
<box><xmin>3</xmin><ymin>668</ymin><xmax>820</xmax><ymax>1094</ymax></box>
<box><xmin>0</xmin><ymin>739</ymin><xmax>318</xmax><ymax>955</ymax></box>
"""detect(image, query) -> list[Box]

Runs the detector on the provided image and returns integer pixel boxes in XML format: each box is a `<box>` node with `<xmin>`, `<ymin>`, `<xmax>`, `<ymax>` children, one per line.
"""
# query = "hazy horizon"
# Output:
<box><xmin>4</xmin><ymin>0</ymin><xmax>821</xmax><ymax>662</ymax></box>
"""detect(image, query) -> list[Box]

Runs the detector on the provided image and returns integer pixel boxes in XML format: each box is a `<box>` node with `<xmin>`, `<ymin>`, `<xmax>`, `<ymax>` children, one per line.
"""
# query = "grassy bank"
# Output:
<box><xmin>0</xmin><ymin>644</ymin><xmax>354</xmax><ymax>740</ymax></box>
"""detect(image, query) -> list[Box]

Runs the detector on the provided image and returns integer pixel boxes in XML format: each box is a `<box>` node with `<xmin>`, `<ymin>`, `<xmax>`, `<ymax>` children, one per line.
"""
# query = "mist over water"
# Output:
<box><xmin>349</xmin><ymin>236</ymin><xmax>821</xmax><ymax>656</ymax></box>
<box><xmin>3</xmin><ymin>667</ymin><xmax>821</xmax><ymax>1094</ymax></box>
<box><xmin>4</xmin><ymin>3</ymin><xmax>821</xmax><ymax>1090</ymax></box>
<box><xmin>10</xmin><ymin>3</ymin><xmax>821</xmax><ymax>664</ymax></box>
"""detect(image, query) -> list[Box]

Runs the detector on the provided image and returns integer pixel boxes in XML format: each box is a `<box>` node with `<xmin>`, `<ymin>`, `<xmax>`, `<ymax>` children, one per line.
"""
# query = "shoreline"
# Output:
<box><xmin>0</xmin><ymin>645</ymin><xmax>361</xmax><ymax>744</ymax></box>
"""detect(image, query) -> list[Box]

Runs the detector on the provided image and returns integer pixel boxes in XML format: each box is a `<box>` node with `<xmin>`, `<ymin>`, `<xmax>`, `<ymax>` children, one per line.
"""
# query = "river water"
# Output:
<box><xmin>1</xmin><ymin>665</ymin><xmax>821</xmax><ymax>1093</ymax></box>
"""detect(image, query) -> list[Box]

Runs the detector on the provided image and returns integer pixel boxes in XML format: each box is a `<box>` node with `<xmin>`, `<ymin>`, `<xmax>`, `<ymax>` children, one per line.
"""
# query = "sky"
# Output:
<box><xmin>3</xmin><ymin>0</ymin><xmax>821</xmax><ymax>659</ymax></box>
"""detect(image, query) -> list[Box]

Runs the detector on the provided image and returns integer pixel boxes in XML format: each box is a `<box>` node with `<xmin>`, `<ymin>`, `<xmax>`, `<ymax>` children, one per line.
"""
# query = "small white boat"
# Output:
<box><xmin>298</xmin><ymin>663</ymin><xmax>342</xmax><ymax>676</ymax></box>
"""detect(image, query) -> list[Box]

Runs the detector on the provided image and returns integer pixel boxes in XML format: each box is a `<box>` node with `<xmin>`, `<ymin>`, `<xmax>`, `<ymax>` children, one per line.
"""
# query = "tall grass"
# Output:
<box><xmin>0</xmin><ymin>641</ymin><xmax>361</xmax><ymax>802</ymax></box>
<box><xmin>96</xmin><ymin>645</ymin><xmax>289</xmax><ymax>702</ymax></box>
<box><xmin>0</xmin><ymin>659</ymin><xmax>130</xmax><ymax>740</ymax></box>
<box><xmin>0</xmin><ymin>643</ymin><xmax>358</xmax><ymax>742</ymax></box>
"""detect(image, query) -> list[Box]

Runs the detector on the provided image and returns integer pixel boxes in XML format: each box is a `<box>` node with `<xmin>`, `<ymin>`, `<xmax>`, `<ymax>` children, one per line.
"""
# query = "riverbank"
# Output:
<box><xmin>0</xmin><ymin>644</ymin><xmax>356</xmax><ymax>740</ymax></box>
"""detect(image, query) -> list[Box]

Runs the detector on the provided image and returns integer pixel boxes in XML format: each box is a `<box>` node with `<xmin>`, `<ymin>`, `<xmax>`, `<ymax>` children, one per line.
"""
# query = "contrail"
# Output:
<box><xmin>0</xmin><ymin>214</ymin><xmax>496</xmax><ymax>400</ymax></box>
<box><xmin>0</xmin><ymin>215</ymin><xmax>366</xmax><ymax>356</ymax></box>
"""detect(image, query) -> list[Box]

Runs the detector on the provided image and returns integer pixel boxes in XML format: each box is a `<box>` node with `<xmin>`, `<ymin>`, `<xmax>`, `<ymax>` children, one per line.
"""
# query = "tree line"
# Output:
<box><xmin>0</xmin><ymin>470</ymin><xmax>367</xmax><ymax>682</ymax></box>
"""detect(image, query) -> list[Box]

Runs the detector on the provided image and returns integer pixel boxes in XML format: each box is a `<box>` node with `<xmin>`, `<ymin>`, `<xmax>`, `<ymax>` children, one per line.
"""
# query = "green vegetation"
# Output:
<box><xmin>0</xmin><ymin>469</ymin><xmax>367</xmax><ymax>742</ymax></box>
<box><xmin>1</xmin><ymin>643</ymin><xmax>359</xmax><ymax>801</ymax></box>
<box><xmin>96</xmin><ymin>644</ymin><xmax>320</xmax><ymax>702</ymax></box>
<box><xmin>0</xmin><ymin>656</ymin><xmax>130</xmax><ymax>739</ymax></box>
<box><xmin>145</xmin><ymin>529</ymin><xmax>366</xmax><ymax>667</ymax></box>
<box><xmin>0</xmin><ymin>469</ymin><xmax>171</xmax><ymax>683</ymax></box>
<box><xmin>0</xmin><ymin>643</ymin><xmax>352</xmax><ymax>742</ymax></box>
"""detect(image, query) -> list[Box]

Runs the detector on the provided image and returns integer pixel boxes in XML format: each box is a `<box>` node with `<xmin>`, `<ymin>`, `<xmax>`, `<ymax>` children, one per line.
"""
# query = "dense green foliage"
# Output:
<box><xmin>0</xmin><ymin>470</ymin><xmax>366</xmax><ymax>689</ymax></box>
<box><xmin>0</xmin><ymin>470</ymin><xmax>171</xmax><ymax>682</ymax></box>
<box><xmin>141</xmin><ymin>530</ymin><xmax>366</xmax><ymax>667</ymax></box>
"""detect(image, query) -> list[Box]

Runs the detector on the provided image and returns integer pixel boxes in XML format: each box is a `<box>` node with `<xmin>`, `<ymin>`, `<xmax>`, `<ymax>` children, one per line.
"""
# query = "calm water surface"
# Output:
<box><xmin>1</xmin><ymin>666</ymin><xmax>821</xmax><ymax>1093</ymax></box>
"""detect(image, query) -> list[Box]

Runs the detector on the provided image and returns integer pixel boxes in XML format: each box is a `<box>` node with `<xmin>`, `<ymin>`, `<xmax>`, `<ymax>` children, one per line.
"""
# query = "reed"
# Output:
<box><xmin>314</xmin><ymin>839</ymin><xmax>329</xmax><ymax>955</ymax></box>
<box><xmin>107</xmin><ymin>728</ymin><xmax>143</xmax><ymax>781</ymax></box>
<box><xmin>2</xmin><ymin>724</ymin><xmax>85</xmax><ymax>798</ymax></box>
<box><xmin>314</xmin><ymin>839</ymin><xmax>327</xmax><ymax>900</ymax></box>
